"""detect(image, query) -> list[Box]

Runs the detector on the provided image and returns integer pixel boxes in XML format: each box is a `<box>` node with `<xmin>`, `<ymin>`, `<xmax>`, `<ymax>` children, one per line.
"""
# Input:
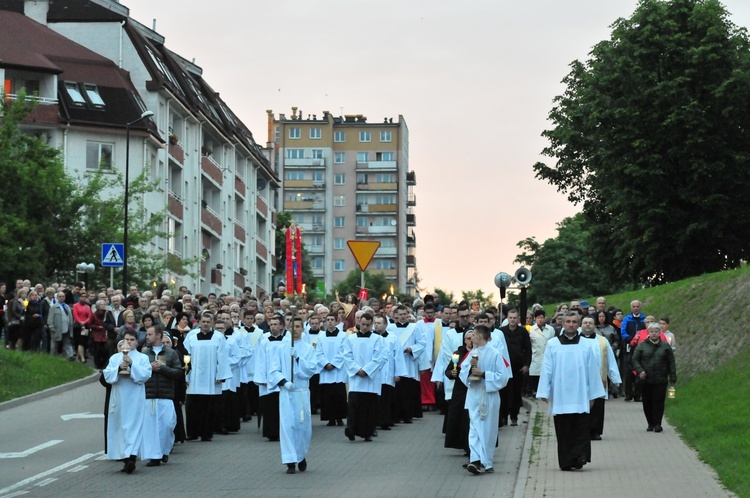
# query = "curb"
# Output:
<box><xmin>0</xmin><ymin>370</ymin><xmax>99</xmax><ymax>413</ymax></box>
<box><xmin>513</xmin><ymin>397</ymin><xmax>538</xmax><ymax>498</ymax></box>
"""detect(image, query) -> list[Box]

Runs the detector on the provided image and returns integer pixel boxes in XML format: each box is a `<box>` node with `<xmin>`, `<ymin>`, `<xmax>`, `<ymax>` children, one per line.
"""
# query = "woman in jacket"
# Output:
<box><xmin>7</xmin><ymin>288</ymin><xmax>27</xmax><ymax>350</ymax></box>
<box><xmin>632</xmin><ymin>323</ymin><xmax>676</xmax><ymax>433</ymax></box>
<box><xmin>23</xmin><ymin>290</ymin><xmax>44</xmax><ymax>351</ymax></box>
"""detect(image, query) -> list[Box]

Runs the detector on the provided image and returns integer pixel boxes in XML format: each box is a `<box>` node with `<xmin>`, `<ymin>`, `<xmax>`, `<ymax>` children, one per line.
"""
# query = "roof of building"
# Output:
<box><xmin>0</xmin><ymin>9</ymin><xmax>156</xmax><ymax>134</ymax></box>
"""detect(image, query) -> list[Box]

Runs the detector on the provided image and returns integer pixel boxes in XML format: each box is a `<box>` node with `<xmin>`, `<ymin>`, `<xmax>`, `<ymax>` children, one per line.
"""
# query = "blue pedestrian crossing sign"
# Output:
<box><xmin>101</xmin><ymin>243</ymin><xmax>125</xmax><ymax>268</ymax></box>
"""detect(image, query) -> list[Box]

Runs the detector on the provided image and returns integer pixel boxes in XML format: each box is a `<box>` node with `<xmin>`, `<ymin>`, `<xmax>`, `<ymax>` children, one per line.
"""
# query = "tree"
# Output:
<box><xmin>514</xmin><ymin>214</ymin><xmax>621</xmax><ymax>305</ymax></box>
<box><xmin>274</xmin><ymin>211</ymin><xmax>318</xmax><ymax>298</ymax></box>
<box><xmin>433</xmin><ymin>287</ymin><xmax>455</xmax><ymax>306</ymax></box>
<box><xmin>333</xmin><ymin>270</ymin><xmax>390</xmax><ymax>300</ymax></box>
<box><xmin>533</xmin><ymin>0</ymin><xmax>750</xmax><ymax>286</ymax></box>
<box><xmin>460</xmin><ymin>289</ymin><xmax>495</xmax><ymax>310</ymax></box>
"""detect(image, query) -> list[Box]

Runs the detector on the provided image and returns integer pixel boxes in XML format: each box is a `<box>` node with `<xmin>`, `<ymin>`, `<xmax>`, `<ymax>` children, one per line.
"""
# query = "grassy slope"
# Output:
<box><xmin>0</xmin><ymin>348</ymin><xmax>93</xmax><ymax>403</ymax></box>
<box><xmin>582</xmin><ymin>264</ymin><xmax>750</xmax><ymax>497</ymax></box>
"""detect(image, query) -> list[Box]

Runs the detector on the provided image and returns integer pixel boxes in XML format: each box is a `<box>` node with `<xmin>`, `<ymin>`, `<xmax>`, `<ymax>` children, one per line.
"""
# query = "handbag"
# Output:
<box><xmin>81</xmin><ymin>327</ymin><xmax>90</xmax><ymax>337</ymax></box>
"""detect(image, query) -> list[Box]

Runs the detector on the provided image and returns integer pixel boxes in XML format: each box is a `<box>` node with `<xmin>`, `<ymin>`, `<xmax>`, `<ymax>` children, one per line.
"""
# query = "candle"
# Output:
<box><xmin>451</xmin><ymin>353</ymin><xmax>460</xmax><ymax>372</ymax></box>
<box><xmin>183</xmin><ymin>354</ymin><xmax>191</xmax><ymax>366</ymax></box>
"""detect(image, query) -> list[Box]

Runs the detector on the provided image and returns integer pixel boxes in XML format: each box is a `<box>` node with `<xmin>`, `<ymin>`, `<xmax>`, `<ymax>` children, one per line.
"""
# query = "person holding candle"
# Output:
<box><xmin>103</xmin><ymin>330</ymin><xmax>152</xmax><ymax>474</ymax></box>
<box><xmin>459</xmin><ymin>325</ymin><xmax>512</xmax><ymax>475</ymax></box>
<box><xmin>444</xmin><ymin>330</ymin><xmax>474</xmax><ymax>458</ymax></box>
<box><xmin>632</xmin><ymin>322</ymin><xmax>676</xmax><ymax>433</ymax></box>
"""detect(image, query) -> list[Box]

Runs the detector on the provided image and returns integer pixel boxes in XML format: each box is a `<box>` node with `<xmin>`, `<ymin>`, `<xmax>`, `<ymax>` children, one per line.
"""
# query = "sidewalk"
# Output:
<box><xmin>516</xmin><ymin>396</ymin><xmax>735</xmax><ymax>497</ymax></box>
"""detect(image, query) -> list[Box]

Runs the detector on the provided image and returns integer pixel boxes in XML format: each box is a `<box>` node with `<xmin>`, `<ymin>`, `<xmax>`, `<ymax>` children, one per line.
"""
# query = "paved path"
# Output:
<box><xmin>518</xmin><ymin>396</ymin><xmax>735</xmax><ymax>498</ymax></box>
<box><xmin>0</xmin><ymin>380</ymin><xmax>526</xmax><ymax>497</ymax></box>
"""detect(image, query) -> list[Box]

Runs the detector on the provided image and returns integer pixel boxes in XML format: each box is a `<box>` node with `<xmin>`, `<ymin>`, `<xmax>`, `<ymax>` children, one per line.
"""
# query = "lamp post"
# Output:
<box><xmin>123</xmin><ymin>110</ymin><xmax>154</xmax><ymax>292</ymax></box>
<box><xmin>76</xmin><ymin>262</ymin><xmax>95</xmax><ymax>291</ymax></box>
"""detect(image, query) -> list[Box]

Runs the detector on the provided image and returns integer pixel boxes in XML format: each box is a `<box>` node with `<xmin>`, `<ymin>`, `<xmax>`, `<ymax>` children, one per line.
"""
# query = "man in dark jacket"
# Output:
<box><xmin>620</xmin><ymin>300</ymin><xmax>646</xmax><ymax>400</ymax></box>
<box><xmin>141</xmin><ymin>325</ymin><xmax>183</xmax><ymax>466</ymax></box>
<box><xmin>632</xmin><ymin>323</ymin><xmax>676</xmax><ymax>433</ymax></box>
<box><xmin>500</xmin><ymin>309</ymin><xmax>531</xmax><ymax>426</ymax></box>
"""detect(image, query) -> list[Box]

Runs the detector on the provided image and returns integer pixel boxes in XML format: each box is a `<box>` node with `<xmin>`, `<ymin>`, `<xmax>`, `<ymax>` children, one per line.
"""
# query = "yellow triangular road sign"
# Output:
<box><xmin>347</xmin><ymin>240</ymin><xmax>381</xmax><ymax>271</ymax></box>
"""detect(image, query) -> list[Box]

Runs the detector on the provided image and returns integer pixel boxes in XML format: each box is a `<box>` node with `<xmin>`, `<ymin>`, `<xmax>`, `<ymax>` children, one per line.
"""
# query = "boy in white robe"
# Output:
<box><xmin>459</xmin><ymin>325</ymin><xmax>511</xmax><ymax>475</ymax></box>
<box><xmin>374</xmin><ymin>313</ymin><xmax>407</xmax><ymax>429</ymax></box>
<box><xmin>265</xmin><ymin>317</ymin><xmax>324</xmax><ymax>474</ymax></box>
<box><xmin>317</xmin><ymin>313</ymin><xmax>348</xmax><ymax>426</ymax></box>
<box><xmin>342</xmin><ymin>313</ymin><xmax>387</xmax><ymax>441</ymax></box>
<box><xmin>103</xmin><ymin>331</ymin><xmax>151</xmax><ymax>474</ymax></box>
<box><xmin>387</xmin><ymin>305</ymin><xmax>425</xmax><ymax>423</ymax></box>
<box><xmin>537</xmin><ymin>312</ymin><xmax>606</xmax><ymax>470</ymax></box>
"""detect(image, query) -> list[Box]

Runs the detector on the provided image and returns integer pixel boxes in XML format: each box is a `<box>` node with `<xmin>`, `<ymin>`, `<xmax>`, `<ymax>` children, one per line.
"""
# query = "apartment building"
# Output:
<box><xmin>0</xmin><ymin>0</ymin><xmax>280</xmax><ymax>296</ymax></box>
<box><xmin>267</xmin><ymin>108</ymin><xmax>417</xmax><ymax>295</ymax></box>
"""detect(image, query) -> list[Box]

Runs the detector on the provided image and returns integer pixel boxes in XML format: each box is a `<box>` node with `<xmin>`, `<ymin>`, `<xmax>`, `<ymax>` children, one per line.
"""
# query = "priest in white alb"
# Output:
<box><xmin>103</xmin><ymin>331</ymin><xmax>151</xmax><ymax>474</ymax></box>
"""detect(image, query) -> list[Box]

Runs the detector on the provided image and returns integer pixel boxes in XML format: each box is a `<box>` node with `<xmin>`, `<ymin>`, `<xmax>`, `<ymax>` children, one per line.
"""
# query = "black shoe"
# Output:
<box><xmin>485</xmin><ymin>467</ymin><xmax>494</xmax><ymax>473</ymax></box>
<box><xmin>217</xmin><ymin>429</ymin><xmax>229</xmax><ymax>435</ymax></box>
<box><xmin>298</xmin><ymin>459</ymin><xmax>307</xmax><ymax>472</ymax></box>
<box><xmin>186</xmin><ymin>436</ymin><xmax>199</xmax><ymax>441</ymax></box>
<box><xmin>591</xmin><ymin>434</ymin><xmax>602</xmax><ymax>441</ymax></box>
<box><xmin>364</xmin><ymin>436</ymin><xmax>372</xmax><ymax>442</ymax></box>
<box><xmin>510</xmin><ymin>419</ymin><xmax>518</xmax><ymax>426</ymax></box>
<box><xmin>201</xmin><ymin>437</ymin><xmax>213</xmax><ymax>442</ymax></box>
<box><xmin>402</xmin><ymin>419</ymin><xmax>413</xmax><ymax>424</ymax></box>
<box><xmin>286</xmin><ymin>464</ymin><xmax>296</xmax><ymax>474</ymax></box>
<box><xmin>654</xmin><ymin>425</ymin><xmax>663</xmax><ymax>433</ymax></box>
<box><xmin>647</xmin><ymin>425</ymin><xmax>655</xmax><ymax>432</ymax></box>
<box><xmin>633</xmin><ymin>396</ymin><xmax>642</xmax><ymax>402</ymax></box>
<box><xmin>467</xmin><ymin>461</ymin><xmax>482</xmax><ymax>475</ymax></box>
<box><xmin>372</xmin><ymin>430</ymin><xmax>378</xmax><ymax>437</ymax></box>
<box><xmin>326</xmin><ymin>420</ymin><xmax>336</xmax><ymax>426</ymax></box>
<box><xmin>146</xmin><ymin>460</ymin><xmax>161</xmax><ymax>467</ymax></box>
<box><xmin>561</xmin><ymin>466</ymin><xmax>573</xmax><ymax>471</ymax></box>
<box><xmin>462</xmin><ymin>461</ymin><xmax>469</xmax><ymax>468</ymax></box>
<box><xmin>336</xmin><ymin>419</ymin><xmax>344</xmax><ymax>426</ymax></box>
<box><xmin>268</xmin><ymin>437</ymin><xmax>279</xmax><ymax>442</ymax></box>
<box><xmin>124</xmin><ymin>460</ymin><xmax>136</xmax><ymax>474</ymax></box>
<box><xmin>611</xmin><ymin>392</ymin><xmax>619</xmax><ymax>399</ymax></box>
<box><xmin>625</xmin><ymin>396</ymin><xmax>633</xmax><ymax>401</ymax></box>
<box><xmin>380</xmin><ymin>425</ymin><xmax>391</xmax><ymax>430</ymax></box>
<box><xmin>242</xmin><ymin>416</ymin><xmax>252</xmax><ymax>422</ymax></box>
<box><xmin>345</xmin><ymin>428</ymin><xmax>355</xmax><ymax>441</ymax></box>
<box><xmin>311</xmin><ymin>408</ymin><xmax>319</xmax><ymax>415</ymax></box>
<box><xmin>161</xmin><ymin>455</ymin><xmax>169</xmax><ymax>463</ymax></box>
<box><xmin>573</xmin><ymin>456</ymin><xmax>586</xmax><ymax>469</ymax></box>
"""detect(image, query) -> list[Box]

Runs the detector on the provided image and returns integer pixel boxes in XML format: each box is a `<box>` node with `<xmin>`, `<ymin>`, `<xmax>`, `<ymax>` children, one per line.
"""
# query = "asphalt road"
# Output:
<box><xmin>0</xmin><ymin>381</ymin><xmax>526</xmax><ymax>497</ymax></box>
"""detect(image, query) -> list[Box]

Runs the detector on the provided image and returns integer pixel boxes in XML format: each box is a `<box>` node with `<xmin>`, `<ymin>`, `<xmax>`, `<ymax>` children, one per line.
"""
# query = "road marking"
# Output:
<box><xmin>35</xmin><ymin>478</ymin><xmax>57</xmax><ymax>487</ymax></box>
<box><xmin>95</xmin><ymin>454</ymin><xmax>108</xmax><ymax>461</ymax></box>
<box><xmin>0</xmin><ymin>451</ymin><xmax>103</xmax><ymax>497</ymax></box>
<box><xmin>60</xmin><ymin>412</ymin><xmax>104</xmax><ymax>421</ymax></box>
<box><xmin>0</xmin><ymin>440</ymin><xmax>64</xmax><ymax>459</ymax></box>
<box><xmin>67</xmin><ymin>465</ymin><xmax>88</xmax><ymax>473</ymax></box>
<box><xmin>3</xmin><ymin>492</ymin><xmax>29</xmax><ymax>498</ymax></box>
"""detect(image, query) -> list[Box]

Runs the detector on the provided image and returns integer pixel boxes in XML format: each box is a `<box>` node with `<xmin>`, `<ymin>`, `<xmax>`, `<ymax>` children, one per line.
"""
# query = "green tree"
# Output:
<box><xmin>460</xmin><ymin>289</ymin><xmax>494</xmax><ymax>310</ymax></box>
<box><xmin>274</xmin><ymin>211</ymin><xmax>317</xmax><ymax>298</ymax></box>
<box><xmin>533</xmin><ymin>0</ymin><xmax>750</xmax><ymax>286</ymax></box>
<box><xmin>514</xmin><ymin>214</ymin><xmax>620</xmax><ymax>305</ymax></box>
<box><xmin>333</xmin><ymin>270</ymin><xmax>390</xmax><ymax>300</ymax></box>
<box><xmin>433</xmin><ymin>287</ymin><xmax>455</xmax><ymax>306</ymax></box>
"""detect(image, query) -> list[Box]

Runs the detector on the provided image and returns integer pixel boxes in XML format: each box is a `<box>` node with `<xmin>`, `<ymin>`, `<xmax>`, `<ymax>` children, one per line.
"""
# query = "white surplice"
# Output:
<box><xmin>342</xmin><ymin>333</ymin><xmax>387</xmax><ymax>394</ymax></box>
<box><xmin>184</xmin><ymin>329</ymin><xmax>232</xmax><ymax>395</ymax></box>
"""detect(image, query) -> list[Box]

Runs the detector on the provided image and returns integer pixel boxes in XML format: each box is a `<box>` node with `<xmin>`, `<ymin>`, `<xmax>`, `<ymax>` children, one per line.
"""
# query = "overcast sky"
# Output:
<box><xmin>124</xmin><ymin>0</ymin><xmax>750</xmax><ymax>301</ymax></box>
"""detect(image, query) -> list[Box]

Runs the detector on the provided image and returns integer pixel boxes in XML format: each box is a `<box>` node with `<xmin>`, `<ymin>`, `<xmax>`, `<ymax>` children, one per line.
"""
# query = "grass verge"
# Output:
<box><xmin>666</xmin><ymin>346</ymin><xmax>750</xmax><ymax>498</ymax></box>
<box><xmin>0</xmin><ymin>347</ymin><xmax>93</xmax><ymax>403</ymax></box>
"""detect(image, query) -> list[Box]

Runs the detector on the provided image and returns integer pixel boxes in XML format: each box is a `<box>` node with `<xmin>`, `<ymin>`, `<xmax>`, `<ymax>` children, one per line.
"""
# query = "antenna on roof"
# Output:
<box><xmin>152</xmin><ymin>19</ymin><xmax>157</xmax><ymax>31</ymax></box>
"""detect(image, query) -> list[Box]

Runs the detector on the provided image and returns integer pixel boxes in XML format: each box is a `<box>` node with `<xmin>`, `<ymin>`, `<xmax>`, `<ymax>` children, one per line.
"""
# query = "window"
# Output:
<box><xmin>312</xmin><ymin>171</ymin><xmax>324</xmax><ymax>182</ymax></box>
<box><xmin>334</xmin><ymin>216</ymin><xmax>345</xmax><ymax>227</ymax></box>
<box><xmin>334</xmin><ymin>238</ymin><xmax>345</xmax><ymax>250</ymax></box>
<box><xmin>285</xmin><ymin>171</ymin><xmax>305</xmax><ymax>180</ymax></box>
<box><xmin>334</xmin><ymin>152</ymin><xmax>345</xmax><ymax>164</ymax></box>
<box><xmin>357</xmin><ymin>152</ymin><xmax>369</xmax><ymax>164</ymax></box>
<box><xmin>286</xmin><ymin>148</ymin><xmax>304</xmax><ymax>159</ymax></box>
<box><xmin>289</xmin><ymin>127</ymin><xmax>300</xmax><ymax>139</ymax></box>
<box><xmin>357</xmin><ymin>174</ymin><xmax>368</xmax><ymax>184</ymax></box>
<box><xmin>334</xmin><ymin>196</ymin><xmax>345</xmax><ymax>207</ymax></box>
<box><xmin>334</xmin><ymin>131</ymin><xmax>346</xmax><ymax>142</ymax></box>
<box><xmin>357</xmin><ymin>216</ymin><xmax>368</xmax><ymax>227</ymax></box>
<box><xmin>359</xmin><ymin>131</ymin><xmax>371</xmax><ymax>142</ymax></box>
<box><xmin>380</xmin><ymin>130</ymin><xmax>392</xmax><ymax>142</ymax></box>
<box><xmin>83</xmin><ymin>83</ymin><xmax>105</xmax><ymax>108</ymax></box>
<box><xmin>374</xmin><ymin>194</ymin><xmax>396</xmax><ymax>204</ymax></box>
<box><xmin>375</xmin><ymin>260</ymin><xmax>395</xmax><ymax>270</ymax></box>
<box><xmin>334</xmin><ymin>174</ymin><xmax>346</xmax><ymax>185</ymax></box>
<box><xmin>310</xmin><ymin>127</ymin><xmax>321</xmax><ymax>139</ymax></box>
<box><xmin>311</xmin><ymin>256</ymin><xmax>323</xmax><ymax>269</ymax></box>
<box><xmin>86</xmin><ymin>142</ymin><xmax>114</xmax><ymax>170</ymax></box>
<box><xmin>375</xmin><ymin>173</ymin><xmax>395</xmax><ymax>183</ymax></box>
<box><xmin>312</xmin><ymin>149</ymin><xmax>324</xmax><ymax>159</ymax></box>
<box><xmin>376</xmin><ymin>217</ymin><xmax>395</xmax><ymax>226</ymax></box>
<box><xmin>64</xmin><ymin>82</ymin><xmax>86</xmax><ymax>106</ymax></box>
<box><xmin>167</xmin><ymin>218</ymin><xmax>183</xmax><ymax>255</ymax></box>
<box><xmin>334</xmin><ymin>259</ymin><xmax>345</xmax><ymax>271</ymax></box>
<box><xmin>275</xmin><ymin>126</ymin><xmax>280</xmax><ymax>142</ymax></box>
<box><xmin>376</xmin><ymin>152</ymin><xmax>394</xmax><ymax>161</ymax></box>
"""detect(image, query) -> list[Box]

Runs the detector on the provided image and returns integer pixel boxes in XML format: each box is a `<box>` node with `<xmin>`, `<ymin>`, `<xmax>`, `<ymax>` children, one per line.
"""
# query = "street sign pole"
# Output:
<box><xmin>110</xmin><ymin>267</ymin><xmax>114</xmax><ymax>290</ymax></box>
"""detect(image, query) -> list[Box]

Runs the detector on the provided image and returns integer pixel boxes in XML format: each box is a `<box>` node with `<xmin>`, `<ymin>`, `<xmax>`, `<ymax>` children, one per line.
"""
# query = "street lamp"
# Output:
<box><xmin>76</xmin><ymin>262</ymin><xmax>95</xmax><ymax>291</ymax></box>
<box><xmin>123</xmin><ymin>110</ymin><xmax>154</xmax><ymax>292</ymax></box>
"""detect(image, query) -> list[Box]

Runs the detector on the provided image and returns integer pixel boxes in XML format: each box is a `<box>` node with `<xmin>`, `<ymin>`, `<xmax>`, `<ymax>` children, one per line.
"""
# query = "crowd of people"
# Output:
<box><xmin>1</xmin><ymin>280</ymin><xmax>677</xmax><ymax>476</ymax></box>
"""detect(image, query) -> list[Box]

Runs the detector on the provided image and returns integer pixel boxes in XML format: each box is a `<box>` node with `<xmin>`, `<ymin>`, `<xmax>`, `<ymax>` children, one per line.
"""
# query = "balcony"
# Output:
<box><xmin>312</xmin><ymin>179</ymin><xmax>325</xmax><ymax>189</ymax></box>
<box><xmin>406</xmin><ymin>255</ymin><xmax>416</xmax><ymax>267</ymax></box>
<box><xmin>256</xmin><ymin>236</ymin><xmax>268</xmax><ymax>260</ymax></box>
<box><xmin>201</xmin><ymin>155</ymin><xmax>223</xmax><ymax>186</ymax></box>
<box><xmin>257</xmin><ymin>195</ymin><xmax>268</xmax><ymax>217</ymax></box>
<box><xmin>356</xmin><ymin>225</ymin><xmax>397</xmax><ymax>235</ymax></box>
<box><xmin>235</xmin><ymin>175</ymin><xmax>246</xmax><ymax>196</ymax></box>
<box><xmin>407</xmin><ymin>213</ymin><xmax>416</xmax><ymax>226</ymax></box>
<box><xmin>169</xmin><ymin>140</ymin><xmax>184</xmax><ymax>164</ymax></box>
<box><xmin>407</xmin><ymin>171</ymin><xmax>416</xmax><ymax>185</ymax></box>
<box><xmin>357</xmin><ymin>160</ymin><xmax>397</xmax><ymax>171</ymax></box>
<box><xmin>356</xmin><ymin>182</ymin><xmax>398</xmax><ymax>192</ymax></box>
<box><xmin>285</xmin><ymin>199</ymin><xmax>325</xmax><ymax>210</ymax></box>
<box><xmin>285</xmin><ymin>179</ymin><xmax>320</xmax><ymax>188</ymax></box>
<box><xmin>371</xmin><ymin>268</ymin><xmax>397</xmax><ymax>278</ymax></box>
<box><xmin>296</xmin><ymin>222</ymin><xmax>326</xmax><ymax>232</ymax></box>
<box><xmin>376</xmin><ymin>247</ymin><xmax>398</xmax><ymax>256</ymax></box>
<box><xmin>211</xmin><ymin>268</ymin><xmax>222</xmax><ymax>286</ymax></box>
<box><xmin>285</xmin><ymin>157</ymin><xmax>326</xmax><ymax>167</ymax></box>
<box><xmin>234</xmin><ymin>222</ymin><xmax>246</xmax><ymax>243</ymax></box>
<box><xmin>307</xmin><ymin>244</ymin><xmax>325</xmax><ymax>254</ymax></box>
<box><xmin>168</xmin><ymin>191</ymin><xmax>184</xmax><ymax>218</ymax></box>
<box><xmin>234</xmin><ymin>271</ymin><xmax>245</xmax><ymax>289</ymax></box>
<box><xmin>357</xmin><ymin>203</ymin><xmax>397</xmax><ymax>213</ymax></box>
<box><xmin>407</xmin><ymin>193</ymin><xmax>416</xmax><ymax>206</ymax></box>
<box><xmin>407</xmin><ymin>234</ymin><xmax>416</xmax><ymax>246</ymax></box>
<box><xmin>201</xmin><ymin>205</ymin><xmax>222</xmax><ymax>235</ymax></box>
